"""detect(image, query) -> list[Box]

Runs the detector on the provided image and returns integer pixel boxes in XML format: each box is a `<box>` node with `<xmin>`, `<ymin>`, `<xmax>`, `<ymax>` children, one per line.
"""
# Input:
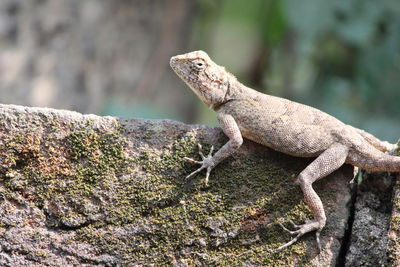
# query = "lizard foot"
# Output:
<box><xmin>275</xmin><ymin>219</ymin><xmax>322</xmax><ymax>251</ymax></box>
<box><xmin>349</xmin><ymin>166</ymin><xmax>359</xmax><ymax>184</ymax></box>
<box><xmin>183</xmin><ymin>144</ymin><xmax>215</xmax><ymax>185</ymax></box>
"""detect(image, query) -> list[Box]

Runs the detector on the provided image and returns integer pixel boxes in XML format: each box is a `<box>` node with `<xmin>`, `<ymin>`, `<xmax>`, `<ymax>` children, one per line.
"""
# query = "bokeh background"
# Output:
<box><xmin>0</xmin><ymin>0</ymin><xmax>399</xmax><ymax>142</ymax></box>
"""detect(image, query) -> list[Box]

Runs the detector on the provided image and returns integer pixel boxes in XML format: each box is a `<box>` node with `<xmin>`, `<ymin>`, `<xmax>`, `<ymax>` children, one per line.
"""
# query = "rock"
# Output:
<box><xmin>388</xmin><ymin>174</ymin><xmax>400</xmax><ymax>266</ymax></box>
<box><xmin>0</xmin><ymin>104</ymin><xmax>354</xmax><ymax>266</ymax></box>
<box><xmin>345</xmin><ymin>171</ymin><xmax>399</xmax><ymax>267</ymax></box>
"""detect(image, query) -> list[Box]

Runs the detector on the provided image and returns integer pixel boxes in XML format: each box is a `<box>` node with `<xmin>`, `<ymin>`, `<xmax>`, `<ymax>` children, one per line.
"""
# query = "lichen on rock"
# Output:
<box><xmin>0</xmin><ymin>104</ymin><xmax>354</xmax><ymax>266</ymax></box>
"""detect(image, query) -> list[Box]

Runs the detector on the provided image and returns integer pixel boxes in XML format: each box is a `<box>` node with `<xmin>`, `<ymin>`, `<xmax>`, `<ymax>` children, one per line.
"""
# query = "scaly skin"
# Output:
<box><xmin>170</xmin><ymin>50</ymin><xmax>400</xmax><ymax>251</ymax></box>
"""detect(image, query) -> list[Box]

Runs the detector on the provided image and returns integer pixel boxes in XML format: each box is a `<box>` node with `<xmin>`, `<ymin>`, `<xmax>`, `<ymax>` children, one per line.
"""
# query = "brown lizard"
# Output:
<box><xmin>169</xmin><ymin>50</ymin><xmax>400</xmax><ymax>251</ymax></box>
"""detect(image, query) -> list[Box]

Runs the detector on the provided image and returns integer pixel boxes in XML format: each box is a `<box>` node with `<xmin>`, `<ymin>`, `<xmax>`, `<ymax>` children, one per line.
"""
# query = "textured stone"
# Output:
<box><xmin>345</xmin><ymin>171</ymin><xmax>398</xmax><ymax>267</ymax></box>
<box><xmin>0</xmin><ymin>104</ymin><xmax>354</xmax><ymax>266</ymax></box>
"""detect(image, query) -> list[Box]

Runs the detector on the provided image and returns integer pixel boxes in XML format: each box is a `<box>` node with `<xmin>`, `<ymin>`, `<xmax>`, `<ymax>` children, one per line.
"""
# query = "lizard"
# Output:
<box><xmin>169</xmin><ymin>50</ymin><xmax>400</xmax><ymax>251</ymax></box>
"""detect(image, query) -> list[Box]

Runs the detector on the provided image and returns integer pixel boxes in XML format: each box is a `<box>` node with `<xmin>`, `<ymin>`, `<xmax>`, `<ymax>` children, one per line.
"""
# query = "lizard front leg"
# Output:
<box><xmin>184</xmin><ymin>113</ymin><xmax>243</xmax><ymax>185</ymax></box>
<box><xmin>276</xmin><ymin>143</ymin><xmax>349</xmax><ymax>251</ymax></box>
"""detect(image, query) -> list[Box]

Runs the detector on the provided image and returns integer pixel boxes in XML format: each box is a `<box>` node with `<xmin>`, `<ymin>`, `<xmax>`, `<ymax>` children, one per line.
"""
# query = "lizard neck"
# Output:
<box><xmin>212</xmin><ymin>80</ymin><xmax>249</xmax><ymax>111</ymax></box>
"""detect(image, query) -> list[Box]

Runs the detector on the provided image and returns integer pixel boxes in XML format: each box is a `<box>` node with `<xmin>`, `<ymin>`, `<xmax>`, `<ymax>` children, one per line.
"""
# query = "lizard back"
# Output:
<box><xmin>218</xmin><ymin>89</ymin><xmax>345</xmax><ymax>157</ymax></box>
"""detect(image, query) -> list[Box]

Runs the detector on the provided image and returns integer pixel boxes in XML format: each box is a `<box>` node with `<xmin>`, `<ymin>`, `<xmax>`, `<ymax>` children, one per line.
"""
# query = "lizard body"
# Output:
<box><xmin>170</xmin><ymin>50</ymin><xmax>400</xmax><ymax>251</ymax></box>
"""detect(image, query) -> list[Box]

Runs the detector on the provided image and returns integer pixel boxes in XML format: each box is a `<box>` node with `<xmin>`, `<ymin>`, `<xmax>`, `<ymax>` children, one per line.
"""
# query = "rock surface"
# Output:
<box><xmin>344</xmin><ymin>144</ymin><xmax>400</xmax><ymax>267</ymax></box>
<box><xmin>344</xmin><ymin>172</ymin><xmax>394</xmax><ymax>266</ymax></box>
<box><xmin>388</xmin><ymin>174</ymin><xmax>400</xmax><ymax>266</ymax></box>
<box><xmin>0</xmin><ymin>104</ymin><xmax>359</xmax><ymax>266</ymax></box>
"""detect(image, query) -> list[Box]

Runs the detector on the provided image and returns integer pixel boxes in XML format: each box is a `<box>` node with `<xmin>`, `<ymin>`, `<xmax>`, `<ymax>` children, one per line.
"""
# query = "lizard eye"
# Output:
<box><xmin>192</xmin><ymin>60</ymin><xmax>206</xmax><ymax>70</ymax></box>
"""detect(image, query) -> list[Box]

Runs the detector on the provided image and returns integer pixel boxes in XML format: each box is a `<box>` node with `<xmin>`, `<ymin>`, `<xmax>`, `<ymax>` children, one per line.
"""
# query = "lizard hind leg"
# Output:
<box><xmin>275</xmin><ymin>143</ymin><xmax>349</xmax><ymax>251</ymax></box>
<box><xmin>354</xmin><ymin>127</ymin><xmax>396</xmax><ymax>152</ymax></box>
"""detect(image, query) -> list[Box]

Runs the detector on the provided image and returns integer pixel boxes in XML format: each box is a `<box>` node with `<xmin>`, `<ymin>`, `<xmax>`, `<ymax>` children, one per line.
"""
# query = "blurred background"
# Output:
<box><xmin>0</xmin><ymin>0</ymin><xmax>399</xmax><ymax>142</ymax></box>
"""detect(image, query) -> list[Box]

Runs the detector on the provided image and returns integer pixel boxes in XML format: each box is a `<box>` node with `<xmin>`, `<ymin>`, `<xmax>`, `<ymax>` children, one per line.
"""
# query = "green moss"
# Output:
<box><xmin>72</xmin><ymin>137</ymin><xmax>313</xmax><ymax>265</ymax></box>
<box><xmin>0</xmin><ymin>122</ymin><xmax>138</xmax><ymax>227</ymax></box>
<box><xmin>0</xmin><ymin>122</ymin><xmax>324</xmax><ymax>265</ymax></box>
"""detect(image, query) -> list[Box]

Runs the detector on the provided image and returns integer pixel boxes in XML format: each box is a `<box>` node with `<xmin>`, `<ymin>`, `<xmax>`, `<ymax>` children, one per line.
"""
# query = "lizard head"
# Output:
<box><xmin>170</xmin><ymin>50</ymin><xmax>234</xmax><ymax>109</ymax></box>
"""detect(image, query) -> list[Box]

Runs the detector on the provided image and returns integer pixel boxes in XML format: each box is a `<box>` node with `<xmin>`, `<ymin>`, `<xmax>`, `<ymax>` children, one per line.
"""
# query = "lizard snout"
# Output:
<box><xmin>170</xmin><ymin>56</ymin><xmax>178</xmax><ymax>68</ymax></box>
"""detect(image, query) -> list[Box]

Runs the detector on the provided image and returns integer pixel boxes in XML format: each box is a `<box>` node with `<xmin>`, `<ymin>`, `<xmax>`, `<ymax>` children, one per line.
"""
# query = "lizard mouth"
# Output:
<box><xmin>170</xmin><ymin>56</ymin><xmax>189</xmax><ymax>80</ymax></box>
<box><xmin>169</xmin><ymin>56</ymin><xmax>177</xmax><ymax>68</ymax></box>
<box><xmin>169</xmin><ymin>56</ymin><xmax>183</xmax><ymax>75</ymax></box>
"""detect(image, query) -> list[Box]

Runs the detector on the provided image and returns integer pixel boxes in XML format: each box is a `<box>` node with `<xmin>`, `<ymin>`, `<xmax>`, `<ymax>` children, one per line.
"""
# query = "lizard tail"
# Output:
<box><xmin>347</xmin><ymin>143</ymin><xmax>400</xmax><ymax>172</ymax></box>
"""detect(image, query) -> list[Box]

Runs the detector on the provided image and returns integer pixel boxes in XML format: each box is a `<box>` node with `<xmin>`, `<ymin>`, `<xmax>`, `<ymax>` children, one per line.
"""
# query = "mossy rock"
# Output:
<box><xmin>0</xmin><ymin>104</ymin><xmax>354</xmax><ymax>266</ymax></box>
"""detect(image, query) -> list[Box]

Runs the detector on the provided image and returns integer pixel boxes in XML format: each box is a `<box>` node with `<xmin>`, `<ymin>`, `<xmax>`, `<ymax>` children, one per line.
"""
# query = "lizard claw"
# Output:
<box><xmin>184</xmin><ymin>143</ymin><xmax>215</xmax><ymax>185</ymax></box>
<box><xmin>275</xmin><ymin>220</ymin><xmax>323</xmax><ymax>251</ymax></box>
<box><xmin>183</xmin><ymin>157</ymin><xmax>202</xmax><ymax>164</ymax></box>
<box><xmin>349</xmin><ymin>167</ymin><xmax>360</xmax><ymax>184</ymax></box>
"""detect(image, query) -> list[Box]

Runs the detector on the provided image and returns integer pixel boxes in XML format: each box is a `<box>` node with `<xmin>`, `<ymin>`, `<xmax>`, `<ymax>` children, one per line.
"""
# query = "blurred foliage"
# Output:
<box><xmin>188</xmin><ymin>0</ymin><xmax>400</xmax><ymax>142</ymax></box>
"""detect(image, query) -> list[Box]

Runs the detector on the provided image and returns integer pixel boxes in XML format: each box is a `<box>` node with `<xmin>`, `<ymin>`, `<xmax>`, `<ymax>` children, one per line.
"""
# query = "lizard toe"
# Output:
<box><xmin>275</xmin><ymin>220</ymin><xmax>323</xmax><ymax>251</ymax></box>
<box><xmin>184</xmin><ymin>143</ymin><xmax>216</xmax><ymax>185</ymax></box>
